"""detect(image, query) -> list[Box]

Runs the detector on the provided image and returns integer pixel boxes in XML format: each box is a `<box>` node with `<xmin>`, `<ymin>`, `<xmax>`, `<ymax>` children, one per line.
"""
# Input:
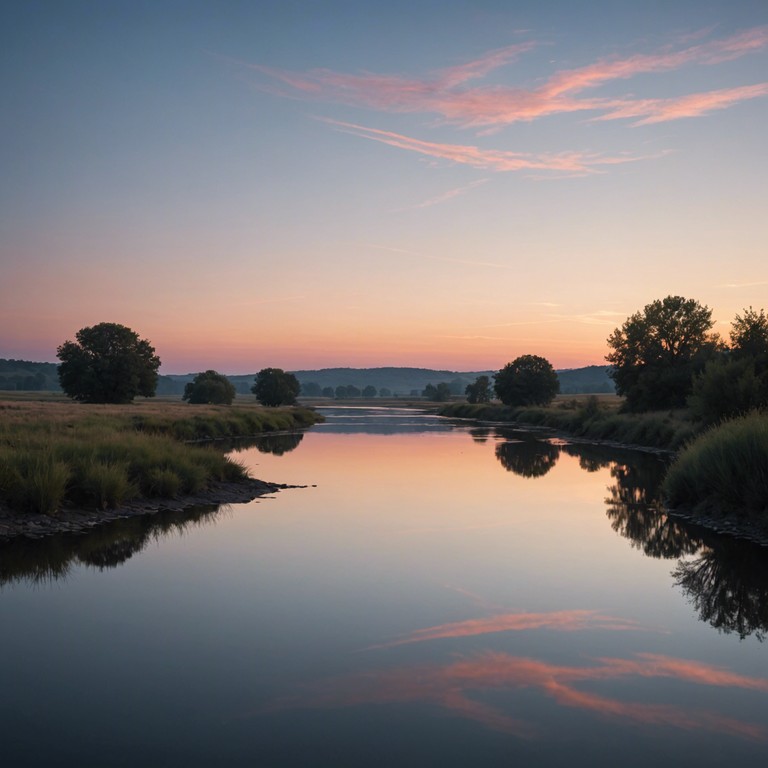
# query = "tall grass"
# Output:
<box><xmin>663</xmin><ymin>412</ymin><xmax>768</xmax><ymax>518</ymax></box>
<box><xmin>0</xmin><ymin>399</ymin><xmax>321</xmax><ymax>515</ymax></box>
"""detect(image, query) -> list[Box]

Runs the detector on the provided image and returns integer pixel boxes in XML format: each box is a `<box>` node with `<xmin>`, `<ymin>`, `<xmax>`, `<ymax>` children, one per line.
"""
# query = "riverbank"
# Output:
<box><xmin>437</xmin><ymin>400</ymin><xmax>768</xmax><ymax>548</ymax></box>
<box><xmin>0</xmin><ymin>397</ymin><xmax>323</xmax><ymax>528</ymax></box>
<box><xmin>0</xmin><ymin>477</ymin><xmax>301</xmax><ymax>541</ymax></box>
<box><xmin>437</xmin><ymin>400</ymin><xmax>699</xmax><ymax>451</ymax></box>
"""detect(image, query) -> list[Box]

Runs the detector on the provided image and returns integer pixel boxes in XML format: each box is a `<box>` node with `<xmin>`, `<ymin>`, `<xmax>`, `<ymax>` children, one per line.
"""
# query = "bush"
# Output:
<box><xmin>688</xmin><ymin>355</ymin><xmax>768</xmax><ymax>424</ymax></box>
<box><xmin>183</xmin><ymin>370</ymin><xmax>236</xmax><ymax>405</ymax></box>
<box><xmin>494</xmin><ymin>355</ymin><xmax>559</xmax><ymax>407</ymax></box>
<box><xmin>664</xmin><ymin>413</ymin><xmax>768</xmax><ymax>517</ymax></box>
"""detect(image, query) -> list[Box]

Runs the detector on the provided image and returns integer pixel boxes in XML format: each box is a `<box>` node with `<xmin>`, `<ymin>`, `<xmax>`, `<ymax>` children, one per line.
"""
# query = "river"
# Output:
<box><xmin>1</xmin><ymin>406</ymin><xmax>767</xmax><ymax>766</ymax></box>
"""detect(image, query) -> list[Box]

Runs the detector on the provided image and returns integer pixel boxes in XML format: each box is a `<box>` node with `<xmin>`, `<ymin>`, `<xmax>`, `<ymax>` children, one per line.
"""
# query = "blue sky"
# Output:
<box><xmin>2</xmin><ymin>1</ymin><xmax>767</xmax><ymax>372</ymax></box>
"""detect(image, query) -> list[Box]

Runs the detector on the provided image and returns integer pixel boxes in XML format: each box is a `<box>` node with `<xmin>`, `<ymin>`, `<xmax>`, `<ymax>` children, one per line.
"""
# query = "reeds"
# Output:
<box><xmin>663</xmin><ymin>412</ymin><xmax>768</xmax><ymax>517</ymax></box>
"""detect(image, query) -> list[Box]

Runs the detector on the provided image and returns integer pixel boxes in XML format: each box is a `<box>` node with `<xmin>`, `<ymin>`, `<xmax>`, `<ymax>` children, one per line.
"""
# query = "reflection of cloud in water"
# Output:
<box><xmin>264</xmin><ymin>651</ymin><xmax>768</xmax><ymax>740</ymax></box>
<box><xmin>369</xmin><ymin>609</ymin><xmax>649</xmax><ymax>649</ymax></box>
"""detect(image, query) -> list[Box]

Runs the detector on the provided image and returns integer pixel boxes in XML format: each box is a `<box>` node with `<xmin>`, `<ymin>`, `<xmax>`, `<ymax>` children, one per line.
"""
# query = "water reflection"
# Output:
<box><xmin>604</xmin><ymin>459</ymin><xmax>702</xmax><ymax>560</ymax></box>
<box><xmin>253</xmin><ymin>432</ymin><xmax>304</xmax><ymax>455</ymax></box>
<box><xmin>495</xmin><ymin>439</ymin><xmax>560</xmax><ymax>478</ymax></box>
<box><xmin>266</xmin><ymin>645</ymin><xmax>768</xmax><ymax>740</ymax></box>
<box><xmin>674</xmin><ymin>538</ymin><xmax>768</xmax><ymax>641</ymax></box>
<box><xmin>0</xmin><ymin>505</ymin><xmax>221</xmax><ymax>587</ymax></box>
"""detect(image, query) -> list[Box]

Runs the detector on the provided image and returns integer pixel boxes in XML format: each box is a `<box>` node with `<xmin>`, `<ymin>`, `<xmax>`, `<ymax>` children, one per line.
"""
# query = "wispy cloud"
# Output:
<box><xmin>261</xmin><ymin>651</ymin><xmax>768</xmax><ymax>740</ymax></box>
<box><xmin>252</xmin><ymin>27</ymin><xmax>768</xmax><ymax>129</ymax></box>
<box><xmin>395</xmin><ymin>178</ymin><xmax>489</xmax><ymax>211</ymax></box>
<box><xmin>594</xmin><ymin>83</ymin><xmax>768</xmax><ymax>125</ymax></box>
<box><xmin>722</xmin><ymin>279</ymin><xmax>768</xmax><ymax>288</ymax></box>
<box><xmin>323</xmin><ymin>118</ymin><xmax>655</xmax><ymax>176</ymax></box>
<box><xmin>369</xmin><ymin>609</ymin><xmax>647</xmax><ymax>649</ymax></box>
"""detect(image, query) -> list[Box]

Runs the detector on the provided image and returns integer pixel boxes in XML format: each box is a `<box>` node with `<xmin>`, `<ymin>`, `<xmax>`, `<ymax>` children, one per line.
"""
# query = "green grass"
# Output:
<box><xmin>437</xmin><ymin>399</ymin><xmax>698</xmax><ymax>451</ymax></box>
<box><xmin>663</xmin><ymin>412</ymin><xmax>768</xmax><ymax>518</ymax></box>
<box><xmin>0</xmin><ymin>399</ymin><xmax>323</xmax><ymax>515</ymax></box>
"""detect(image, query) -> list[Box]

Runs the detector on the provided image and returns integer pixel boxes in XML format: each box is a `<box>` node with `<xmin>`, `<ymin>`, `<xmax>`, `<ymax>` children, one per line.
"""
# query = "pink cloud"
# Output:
<box><xmin>261</xmin><ymin>651</ymin><xmax>768</xmax><ymax>740</ymax></box>
<box><xmin>322</xmin><ymin>118</ymin><xmax>656</xmax><ymax>175</ymax></box>
<box><xmin>370</xmin><ymin>609</ymin><xmax>647</xmax><ymax>648</ymax></box>
<box><xmin>252</xmin><ymin>27</ymin><xmax>768</xmax><ymax>129</ymax></box>
<box><xmin>594</xmin><ymin>83</ymin><xmax>768</xmax><ymax>125</ymax></box>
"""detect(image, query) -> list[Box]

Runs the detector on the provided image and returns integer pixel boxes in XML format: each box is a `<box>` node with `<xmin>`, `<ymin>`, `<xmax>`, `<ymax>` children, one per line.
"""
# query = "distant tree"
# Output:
<box><xmin>322</xmin><ymin>386</ymin><xmax>335</xmax><ymax>398</ymax></box>
<box><xmin>379</xmin><ymin>387</ymin><xmax>392</xmax><ymax>398</ymax></box>
<box><xmin>606</xmin><ymin>296</ymin><xmax>717</xmax><ymax>411</ymax></box>
<box><xmin>465</xmin><ymin>375</ymin><xmax>492</xmax><ymax>404</ymax></box>
<box><xmin>362</xmin><ymin>385</ymin><xmax>377</xmax><ymax>398</ymax></box>
<box><xmin>494</xmin><ymin>355</ymin><xmax>559</xmax><ymax>407</ymax></box>
<box><xmin>300</xmin><ymin>381</ymin><xmax>323</xmax><ymax>397</ymax></box>
<box><xmin>345</xmin><ymin>384</ymin><xmax>361</xmax><ymax>398</ymax></box>
<box><xmin>57</xmin><ymin>322</ymin><xmax>160</xmax><ymax>404</ymax></box>
<box><xmin>252</xmin><ymin>368</ymin><xmax>300</xmax><ymax>406</ymax></box>
<box><xmin>335</xmin><ymin>385</ymin><xmax>348</xmax><ymax>399</ymax></box>
<box><xmin>423</xmin><ymin>382</ymin><xmax>451</xmax><ymax>402</ymax></box>
<box><xmin>182</xmin><ymin>370</ymin><xmax>236</xmax><ymax>405</ymax></box>
<box><xmin>448</xmin><ymin>378</ymin><xmax>466</xmax><ymax>396</ymax></box>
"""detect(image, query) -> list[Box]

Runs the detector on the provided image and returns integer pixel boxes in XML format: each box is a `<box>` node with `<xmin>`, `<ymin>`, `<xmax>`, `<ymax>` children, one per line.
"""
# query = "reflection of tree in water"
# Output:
<box><xmin>0</xmin><ymin>505</ymin><xmax>221</xmax><ymax>587</ymax></box>
<box><xmin>561</xmin><ymin>443</ymin><xmax>613</xmax><ymax>473</ymax></box>
<box><xmin>254</xmin><ymin>433</ymin><xmax>304</xmax><ymax>456</ymax></box>
<box><xmin>495</xmin><ymin>440</ymin><xmax>560</xmax><ymax>478</ymax></box>
<box><xmin>469</xmin><ymin>427</ymin><xmax>492</xmax><ymax>443</ymax></box>
<box><xmin>674</xmin><ymin>539</ymin><xmax>768</xmax><ymax>641</ymax></box>
<box><xmin>604</xmin><ymin>457</ymin><xmax>702</xmax><ymax>559</ymax></box>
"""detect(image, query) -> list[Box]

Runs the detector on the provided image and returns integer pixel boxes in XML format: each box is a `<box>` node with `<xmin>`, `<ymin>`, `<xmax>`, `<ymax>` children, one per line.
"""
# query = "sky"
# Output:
<box><xmin>1</xmin><ymin>0</ymin><xmax>767</xmax><ymax>374</ymax></box>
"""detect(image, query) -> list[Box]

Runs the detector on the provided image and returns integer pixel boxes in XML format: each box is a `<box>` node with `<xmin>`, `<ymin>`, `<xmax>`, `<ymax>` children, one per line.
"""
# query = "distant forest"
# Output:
<box><xmin>0</xmin><ymin>360</ymin><xmax>615</xmax><ymax>396</ymax></box>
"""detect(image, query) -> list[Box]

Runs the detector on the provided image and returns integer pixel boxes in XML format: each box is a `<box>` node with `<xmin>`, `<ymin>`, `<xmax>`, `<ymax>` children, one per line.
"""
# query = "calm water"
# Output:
<box><xmin>1</xmin><ymin>406</ymin><xmax>767</xmax><ymax>767</ymax></box>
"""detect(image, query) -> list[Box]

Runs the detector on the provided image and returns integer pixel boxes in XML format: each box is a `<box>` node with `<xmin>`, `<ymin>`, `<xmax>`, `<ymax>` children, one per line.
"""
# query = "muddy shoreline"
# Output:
<box><xmin>0</xmin><ymin>478</ymin><xmax>302</xmax><ymax>542</ymax></box>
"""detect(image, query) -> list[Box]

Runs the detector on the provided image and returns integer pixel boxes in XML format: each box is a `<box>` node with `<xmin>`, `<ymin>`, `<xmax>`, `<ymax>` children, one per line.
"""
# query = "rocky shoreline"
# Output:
<box><xmin>0</xmin><ymin>478</ymin><xmax>302</xmax><ymax>542</ymax></box>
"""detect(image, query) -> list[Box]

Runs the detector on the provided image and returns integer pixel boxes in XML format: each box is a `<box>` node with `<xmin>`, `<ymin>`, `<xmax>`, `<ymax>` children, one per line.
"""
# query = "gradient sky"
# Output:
<box><xmin>2</xmin><ymin>1</ymin><xmax>766</xmax><ymax>373</ymax></box>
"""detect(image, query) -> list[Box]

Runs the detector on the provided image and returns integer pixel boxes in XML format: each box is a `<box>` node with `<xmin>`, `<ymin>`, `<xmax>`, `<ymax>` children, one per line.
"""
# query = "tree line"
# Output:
<box><xmin>50</xmin><ymin>298</ymin><xmax>768</xmax><ymax>416</ymax></box>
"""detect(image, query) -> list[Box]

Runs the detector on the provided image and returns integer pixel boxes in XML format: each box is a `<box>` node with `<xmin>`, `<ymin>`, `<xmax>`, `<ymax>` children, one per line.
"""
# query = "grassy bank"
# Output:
<box><xmin>663</xmin><ymin>412</ymin><xmax>768</xmax><ymax>520</ymax></box>
<box><xmin>0</xmin><ymin>399</ymin><xmax>323</xmax><ymax>515</ymax></box>
<box><xmin>437</xmin><ymin>398</ymin><xmax>699</xmax><ymax>452</ymax></box>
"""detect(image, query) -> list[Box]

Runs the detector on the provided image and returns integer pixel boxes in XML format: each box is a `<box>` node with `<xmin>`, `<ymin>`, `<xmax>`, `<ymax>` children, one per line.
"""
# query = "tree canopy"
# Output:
<box><xmin>57</xmin><ymin>322</ymin><xmax>161</xmax><ymax>403</ymax></box>
<box><xmin>606</xmin><ymin>296</ymin><xmax>716</xmax><ymax>411</ymax></box>
<box><xmin>252</xmin><ymin>368</ymin><xmax>300</xmax><ymax>406</ymax></box>
<box><xmin>493</xmin><ymin>355</ymin><xmax>559</xmax><ymax>406</ymax></box>
<box><xmin>182</xmin><ymin>370</ymin><xmax>236</xmax><ymax>405</ymax></box>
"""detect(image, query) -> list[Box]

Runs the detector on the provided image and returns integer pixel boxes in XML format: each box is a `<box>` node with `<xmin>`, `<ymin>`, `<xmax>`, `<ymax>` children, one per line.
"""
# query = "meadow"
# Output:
<box><xmin>0</xmin><ymin>395</ymin><xmax>323</xmax><ymax>515</ymax></box>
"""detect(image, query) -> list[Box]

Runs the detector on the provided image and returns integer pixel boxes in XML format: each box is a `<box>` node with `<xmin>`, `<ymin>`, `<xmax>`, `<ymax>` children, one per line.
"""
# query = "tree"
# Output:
<box><xmin>606</xmin><ymin>296</ymin><xmax>716</xmax><ymax>411</ymax></box>
<box><xmin>730</xmin><ymin>306</ymin><xmax>768</xmax><ymax>364</ymax></box>
<box><xmin>252</xmin><ymin>368</ymin><xmax>300</xmax><ymax>406</ymax></box>
<box><xmin>57</xmin><ymin>322</ymin><xmax>160</xmax><ymax>403</ymax></box>
<box><xmin>494</xmin><ymin>355</ymin><xmax>559</xmax><ymax>406</ymax></box>
<box><xmin>362</xmin><ymin>385</ymin><xmax>378</xmax><ymax>398</ymax></box>
<box><xmin>182</xmin><ymin>370</ymin><xmax>236</xmax><ymax>405</ymax></box>
<box><xmin>423</xmin><ymin>382</ymin><xmax>451</xmax><ymax>402</ymax></box>
<box><xmin>688</xmin><ymin>356</ymin><xmax>765</xmax><ymax>424</ymax></box>
<box><xmin>465</xmin><ymin>375</ymin><xmax>491</xmax><ymax>404</ymax></box>
<box><xmin>379</xmin><ymin>387</ymin><xmax>392</xmax><ymax>398</ymax></box>
<box><xmin>321</xmin><ymin>386</ymin><xmax>335</xmax><ymax>398</ymax></box>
